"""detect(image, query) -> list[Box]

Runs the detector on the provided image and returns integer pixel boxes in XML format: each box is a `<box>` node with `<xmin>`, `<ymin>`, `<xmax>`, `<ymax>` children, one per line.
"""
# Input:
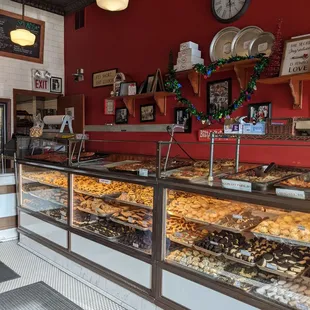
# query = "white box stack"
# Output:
<box><xmin>174</xmin><ymin>41</ymin><xmax>204</xmax><ymax>72</ymax></box>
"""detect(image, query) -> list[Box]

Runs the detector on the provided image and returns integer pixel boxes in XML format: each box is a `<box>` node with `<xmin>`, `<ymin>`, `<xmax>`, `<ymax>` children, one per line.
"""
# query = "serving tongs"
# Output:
<box><xmin>254</xmin><ymin>162</ymin><xmax>277</xmax><ymax>177</ymax></box>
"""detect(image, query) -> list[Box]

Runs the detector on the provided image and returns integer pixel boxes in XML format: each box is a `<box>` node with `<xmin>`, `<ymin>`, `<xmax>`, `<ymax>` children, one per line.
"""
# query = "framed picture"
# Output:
<box><xmin>175</xmin><ymin>108</ymin><xmax>192</xmax><ymax>133</ymax></box>
<box><xmin>207</xmin><ymin>78</ymin><xmax>232</xmax><ymax>116</ymax></box>
<box><xmin>140</xmin><ymin>104</ymin><xmax>156</xmax><ymax>122</ymax></box>
<box><xmin>138</xmin><ymin>80</ymin><xmax>147</xmax><ymax>94</ymax></box>
<box><xmin>104</xmin><ymin>99</ymin><xmax>115</xmax><ymax>115</ymax></box>
<box><xmin>115</xmin><ymin>108</ymin><xmax>128</xmax><ymax>124</ymax></box>
<box><xmin>146</xmin><ymin>75</ymin><xmax>155</xmax><ymax>93</ymax></box>
<box><xmin>92</xmin><ymin>68</ymin><xmax>118</xmax><ymax>88</ymax></box>
<box><xmin>280</xmin><ymin>36</ymin><xmax>310</xmax><ymax>76</ymax></box>
<box><xmin>119</xmin><ymin>82</ymin><xmax>137</xmax><ymax>96</ymax></box>
<box><xmin>50</xmin><ymin>77</ymin><xmax>62</xmax><ymax>93</ymax></box>
<box><xmin>248</xmin><ymin>102</ymin><xmax>272</xmax><ymax>123</ymax></box>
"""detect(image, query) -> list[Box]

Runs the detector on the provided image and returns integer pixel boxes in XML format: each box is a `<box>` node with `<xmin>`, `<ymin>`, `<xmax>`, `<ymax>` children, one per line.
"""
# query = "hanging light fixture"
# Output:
<box><xmin>10</xmin><ymin>1</ymin><xmax>36</xmax><ymax>47</ymax></box>
<box><xmin>96</xmin><ymin>0</ymin><xmax>129</xmax><ymax>11</ymax></box>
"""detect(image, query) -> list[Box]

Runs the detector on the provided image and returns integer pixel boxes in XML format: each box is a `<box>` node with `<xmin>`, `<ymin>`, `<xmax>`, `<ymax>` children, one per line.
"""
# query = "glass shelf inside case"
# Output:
<box><xmin>164</xmin><ymin>188</ymin><xmax>310</xmax><ymax>310</ymax></box>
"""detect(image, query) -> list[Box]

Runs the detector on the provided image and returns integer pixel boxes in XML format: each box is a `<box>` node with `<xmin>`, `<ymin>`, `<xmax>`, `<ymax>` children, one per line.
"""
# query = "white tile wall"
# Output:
<box><xmin>0</xmin><ymin>0</ymin><xmax>64</xmax><ymax>130</ymax></box>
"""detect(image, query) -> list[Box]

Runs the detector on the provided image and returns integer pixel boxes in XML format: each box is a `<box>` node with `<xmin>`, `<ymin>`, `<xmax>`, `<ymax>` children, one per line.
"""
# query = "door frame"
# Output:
<box><xmin>0</xmin><ymin>98</ymin><xmax>11</xmax><ymax>146</ymax></box>
<box><xmin>13</xmin><ymin>89</ymin><xmax>62</xmax><ymax>133</ymax></box>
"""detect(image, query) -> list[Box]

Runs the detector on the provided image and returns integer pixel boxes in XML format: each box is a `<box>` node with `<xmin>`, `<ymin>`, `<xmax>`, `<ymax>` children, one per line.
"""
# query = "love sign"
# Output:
<box><xmin>280</xmin><ymin>36</ymin><xmax>310</xmax><ymax>76</ymax></box>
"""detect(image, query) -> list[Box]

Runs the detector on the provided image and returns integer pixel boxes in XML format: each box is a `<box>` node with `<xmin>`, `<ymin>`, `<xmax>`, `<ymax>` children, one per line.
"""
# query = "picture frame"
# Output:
<box><xmin>92</xmin><ymin>68</ymin><xmax>118</xmax><ymax>88</ymax></box>
<box><xmin>248</xmin><ymin>102</ymin><xmax>272</xmax><ymax>123</ymax></box>
<box><xmin>138</xmin><ymin>80</ymin><xmax>147</xmax><ymax>94</ymax></box>
<box><xmin>119</xmin><ymin>82</ymin><xmax>137</xmax><ymax>96</ymax></box>
<box><xmin>140</xmin><ymin>103</ymin><xmax>156</xmax><ymax>122</ymax></box>
<box><xmin>104</xmin><ymin>99</ymin><xmax>115</xmax><ymax>115</ymax></box>
<box><xmin>146</xmin><ymin>75</ymin><xmax>155</xmax><ymax>93</ymax></box>
<box><xmin>50</xmin><ymin>76</ymin><xmax>62</xmax><ymax>93</ymax></box>
<box><xmin>207</xmin><ymin>78</ymin><xmax>232</xmax><ymax>116</ymax></box>
<box><xmin>280</xmin><ymin>36</ymin><xmax>310</xmax><ymax>76</ymax></box>
<box><xmin>115</xmin><ymin>107</ymin><xmax>128</xmax><ymax>124</ymax></box>
<box><xmin>175</xmin><ymin>107</ymin><xmax>192</xmax><ymax>133</ymax></box>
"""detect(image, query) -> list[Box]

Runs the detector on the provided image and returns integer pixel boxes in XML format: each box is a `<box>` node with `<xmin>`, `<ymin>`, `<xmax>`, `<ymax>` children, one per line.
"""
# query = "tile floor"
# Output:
<box><xmin>0</xmin><ymin>240</ymin><xmax>129</xmax><ymax>310</ymax></box>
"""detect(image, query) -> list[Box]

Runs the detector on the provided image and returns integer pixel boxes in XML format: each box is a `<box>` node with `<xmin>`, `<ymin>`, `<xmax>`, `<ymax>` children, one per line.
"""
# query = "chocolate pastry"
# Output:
<box><xmin>263</xmin><ymin>253</ymin><xmax>274</xmax><ymax>262</ymax></box>
<box><xmin>257</xmin><ymin>258</ymin><xmax>267</xmax><ymax>268</ymax></box>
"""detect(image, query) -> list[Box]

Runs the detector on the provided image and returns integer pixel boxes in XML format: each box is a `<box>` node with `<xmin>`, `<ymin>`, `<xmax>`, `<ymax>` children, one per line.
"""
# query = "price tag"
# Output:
<box><xmin>139</xmin><ymin>169</ymin><xmax>149</xmax><ymax>177</ymax></box>
<box><xmin>223</xmin><ymin>42</ymin><xmax>231</xmax><ymax>54</ymax></box>
<box><xmin>99</xmin><ymin>179</ymin><xmax>111</xmax><ymax>185</ymax></box>
<box><xmin>128</xmin><ymin>217</ymin><xmax>134</xmax><ymax>223</ymax></box>
<box><xmin>240</xmin><ymin>250</ymin><xmax>251</xmax><ymax>257</ymax></box>
<box><xmin>210</xmin><ymin>241</ymin><xmax>218</xmax><ymax>246</ymax></box>
<box><xmin>276</xmin><ymin>188</ymin><xmax>305</xmax><ymax>200</ymax></box>
<box><xmin>233</xmin><ymin>214</ymin><xmax>243</xmax><ymax>220</ymax></box>
<box><xmin>133</xmin><ymin>243</ymin><xmax>139</xmax><ymax>248</ymax></box>
<box><xmin>243</xmin><ymin>40</ymin><xmax>251</xmax><ymax>50</ymax></box>
<box><xmin>266</xmin><ymin>263</ymin><xmax>277</xmax><ymax>270</ymax></box>
<box><xmin>297</xmin><ymin>303</ymin><xmax>309</xmax><ymax>310</ymax></box>
<box><xmin>234</xmin><ymin>281</ymin><xmax>241</xmax><ymax>288</ymax></box>
<box><xmin>94</xmin><ymin>230</ymin><xmax>99</xmax><ymax>234</ymax></box>
<box><xmin>298</xmin><ymin>225</ymin><xmax>306</xmax><ymax>231</ymax></box>
<box><xmin>142</xmin><ymin>221</ymin><xmax>148</xmax><ymax>227</ymax></box>
<box><xmin>258</xmin><ymin>42</ymin><xmax>268</xmax><ymax>53</ymax></box>
<box><xmin>222</xmin><ymin>179</ymin><xmax>252</xmax><ymax>192</ymax></box>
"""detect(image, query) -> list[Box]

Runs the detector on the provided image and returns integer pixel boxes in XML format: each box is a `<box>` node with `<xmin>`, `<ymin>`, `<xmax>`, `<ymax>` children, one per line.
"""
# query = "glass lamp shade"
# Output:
<box><xmin>10</xmin><ymin>29</ymin><xmax>36</xmax><ymax>47</ymax></box>
<box><xmin>96</xmin><ymin>0</ymin><xmax>129</xmax><ymax>11</ymax></box>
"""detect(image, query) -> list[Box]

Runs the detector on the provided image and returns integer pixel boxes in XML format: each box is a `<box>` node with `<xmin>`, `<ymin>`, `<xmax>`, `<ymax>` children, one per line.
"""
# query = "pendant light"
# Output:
<box><xmin>10</xmin><ymin>2</ymin><xmax>36</xmax><ymax>47</ymax></box>
<box><xmin>96</xmin><ymin>0</ymin><xmax>129</xmax><ymax>11</ymax></box>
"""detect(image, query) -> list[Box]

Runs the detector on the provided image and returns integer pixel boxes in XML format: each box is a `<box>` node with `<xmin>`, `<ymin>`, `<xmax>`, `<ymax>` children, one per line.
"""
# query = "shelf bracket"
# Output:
<box><xmin>123</xmin><ymin>97</ymin><xmax>135</xmax><ymax>117</ymax></box>
<box><xmin>154</xmin><ymin>93</ymin><xmax>167</xmax><ymax>115</ymax></box>
<box><xmin>289</xmin><ymin>78</ymin><xmax>303</xmax><ymax>110</ymax></box>
<box><xmin>188</xmin><ymin>71</ymin><xmax>201</xmax><ymax>96</ymax></box>
<box><xmin>234</xmin><ymin>65</ymin><xmax>250</xmax><ymax>90</ymax></box>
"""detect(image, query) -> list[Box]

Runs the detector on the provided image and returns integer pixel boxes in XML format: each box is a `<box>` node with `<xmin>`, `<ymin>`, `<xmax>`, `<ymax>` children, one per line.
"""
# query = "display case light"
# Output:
<box><xmin>96</xmin><ymin>0</ymin><xmax>129</xmax><ymax>11</ymax></box>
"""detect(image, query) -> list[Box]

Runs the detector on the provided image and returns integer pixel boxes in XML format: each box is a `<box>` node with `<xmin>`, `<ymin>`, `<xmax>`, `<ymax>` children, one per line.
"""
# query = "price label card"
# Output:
<box><xmin>233</xmin><ymin>214</ymin><xmax>243</xmax><ymax>220</ymax></box>
<box><xmin>222</xmin><ymin>179</ymin><xmax>252</xmax><ymax>192</ymax></box>
<box><xmin>210</xmin><ymin>241</ymin><xmax>218</xmax><ymax>246</ymax></box>
<box><xmin>139</xmin><ymin>169</ymin><xmax>148</xmax><ymax>177</ymax></box>
<box><xmin>266</xmin><ymin>263</ymin><xmax>277</xmax><ymax>270</ymax></box>
<box><xmin>128</xmin><ymin>217</ymin><xmax>134</xmax><ymax>223</ymax></box>
<box><xmin>99</xmin><ymin>179</ymin><xmax>111</xmax><ymax>185</ymax></box>
<box><xmin>133</xmin><ymin>243</ymin><xmax>139</xmax><ymax>248</ymax></box>
<box><xmin>258</xmin><ymin>42</ymin><xmax>268</xmax><ymax>53</ymax></box>
<box><xmin>276</xmin><ymin>188</ymin><xmax>306</xmax><ymax>200</ymax></box>
<box><xmin>234</xmin><ymin>281</ymin><xmax>241</xmax><ymax>288</ymax></box>
<box><xmin>240</xmin><ymin>250</ymin><xmax>251</xmax><ymax>257</ymax></box>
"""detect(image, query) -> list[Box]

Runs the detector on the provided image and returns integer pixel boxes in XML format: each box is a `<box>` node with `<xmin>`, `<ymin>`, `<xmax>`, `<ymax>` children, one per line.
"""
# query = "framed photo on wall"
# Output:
<box><xmin>175</xmin><ymin>107</ymin><xmax>192</xmax><ymax>133</ymax></box>
<box><xmin>104</xmin><ymin>99</ymin><xmax>115</xmax><ymax>115</ymax></box>
<box><xmin>140</xmin><ymin>104</ymin><xmax>155</xmax><ymax>122</ymax></box>
<box><xmin>248</xmin><ymin>102</ymin><xmax>272</xmax><ymax>123</ymax></box>
<box><xmin>115</xmin><ymin>107</ymin><xmax>128</xmax><ymax>124</ymax></box>
<box><xmin>50</xmin><ymin>77</ymin><xmax>62</xmax><ymax>93</ymax></box>
<box><xmin>207</xmin><ymin>78</ymin><xmax>232</xmax><ymax>116</ymax></box>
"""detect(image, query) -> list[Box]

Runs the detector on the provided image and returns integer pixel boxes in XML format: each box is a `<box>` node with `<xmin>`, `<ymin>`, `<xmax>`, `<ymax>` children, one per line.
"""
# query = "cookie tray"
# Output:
<box><xmin>110</xmin><ymin>217</ymin><xmax>151</xmax><ymax>232</ymax></box>
<box><xmin>22</xmin><ymin>175</ymin><xmax>68</xmax><ymax>190</ymax></box>
<box><xmin>27</xmin><ymin>191</ymin><xmax>67</xmax><ymax>208</ymax></box>
<box><xmin>74</xmin><ymin>189</ymin><xmax>108</xmax><ymax>198</ymax></box>
<box><xmin>257</xmin><ymin>265</ymin><xmax>299</xmax><ymax>279</ymax></box>
<box><xmin>81</xmin><ymin>225</ymin><xmax>123</xmax><ymax>241</ymax></box>
<box><xmin>223</xmin><ymin>254</ymin><xmax>256</xmax><ymax>267</ymax></box>
<box><xmin>192</xmin><ymin>244</ymin><xmax>222</xmax><ymax>257</ymax></box>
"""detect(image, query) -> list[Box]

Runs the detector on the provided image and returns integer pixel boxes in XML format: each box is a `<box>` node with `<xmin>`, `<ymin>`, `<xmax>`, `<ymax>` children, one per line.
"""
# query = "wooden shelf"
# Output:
<box><xmin>109</xmin><ymin>92</ymin><xmax>174</xmax><ymax>116</ymax></box>
<box><xmin>175</xmin><ymin>70</ymin><xmax>201</xmax><ymax>96</ymax></box>
<box><xmin>257</xmin><ymin>73</ymin><xmax>310</xmax><ymax>110</ymax></box>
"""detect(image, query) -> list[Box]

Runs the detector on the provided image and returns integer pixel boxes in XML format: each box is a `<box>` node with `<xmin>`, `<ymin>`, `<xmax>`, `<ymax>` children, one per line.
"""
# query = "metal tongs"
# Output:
<box><xmin>254</xmin><ymin>162</ymin><xmax>277</xmax><ymax>177</ymax></box>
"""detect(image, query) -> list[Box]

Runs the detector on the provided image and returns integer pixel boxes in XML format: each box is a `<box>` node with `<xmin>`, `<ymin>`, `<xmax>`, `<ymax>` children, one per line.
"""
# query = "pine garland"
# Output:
<box><xmin>165</xmin><ymin>54</ymin><xmax>269</xmax><ymax>123</ymax></box>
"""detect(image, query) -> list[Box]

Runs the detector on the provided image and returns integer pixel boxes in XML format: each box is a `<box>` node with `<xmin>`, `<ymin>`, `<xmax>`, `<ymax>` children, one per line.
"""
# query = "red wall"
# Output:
<box><xmin>64</xmin><ymin>0</ymin><xmax>310</xmax><ymax>166</ymax></box>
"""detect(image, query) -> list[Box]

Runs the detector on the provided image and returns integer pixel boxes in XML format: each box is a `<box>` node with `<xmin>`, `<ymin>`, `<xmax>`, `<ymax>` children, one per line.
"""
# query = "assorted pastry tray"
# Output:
<box><xmin>22</xmin><ymin>175</ymin><xmax>67</xmax><ymax>190</ymax></box>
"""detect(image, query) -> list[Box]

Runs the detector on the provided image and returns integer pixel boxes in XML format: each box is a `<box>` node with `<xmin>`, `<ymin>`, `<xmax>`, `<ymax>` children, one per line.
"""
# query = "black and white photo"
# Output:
<box><xmin>207</xmin><ymin>78</ymin><xmax>232</xmax><ymax>115</ymax></box>
<box><xmin>50</xmin><ymin>77</ymin><xmax>62</xmax><ymax>93</ymax></box>
<box><xmin>115</xmin><ymin>107</ymin><xmax>128</xmax><ymax>124</ymax></box>
<box><xmin>140</xmin><ymin>104</ymin><xmax>155</xmax><ymax>122</ymax></box>
<box><xmin>175</xmin><ymin>107</ymin><xmax>192</xmax><ymax>133</ymax></box>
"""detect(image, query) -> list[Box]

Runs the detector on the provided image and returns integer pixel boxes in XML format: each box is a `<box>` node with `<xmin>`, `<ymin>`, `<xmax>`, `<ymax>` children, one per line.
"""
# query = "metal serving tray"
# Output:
<box><xmin>192</xmin><ymin>244</ymin><xmax>222</xmax><ymax>257</ymax></box>
<box><xmin>82</xmin><ymin>225</ymin><xmax>124</xmax><ymax>241</ymax></box>
<box><xmin>257</xmin><ymin>265</ymin><xmax>299</xmax><ymax>279</ymax></box>
<box><xmin>22</xmin><ymin>175</ymin><xmax>67</xmax><ymax>190</ymax></box>
<box><xmin>110</xmin><ymin>218</ymin><xmax>151</xmax><ymax>232</ymax></box>
<box><xmin>223</xmin><ymin>254</ymin><xmax>256</xmax><ymax>267</ymax></box>
<box><xmin>27</xmin><ymin>191</ymin><xmax>67</xmax><ymax>208</ymax></box>
<box><xmin>220</xmin><ymin>166</ymin><xmax>307</xmax><ymax>192</ymax></box>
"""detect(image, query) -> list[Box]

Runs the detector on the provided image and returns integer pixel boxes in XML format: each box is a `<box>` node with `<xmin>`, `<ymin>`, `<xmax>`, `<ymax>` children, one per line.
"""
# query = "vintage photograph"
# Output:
<box><xmin>50</xmin><ymin>77</ymin><xmax>62</xmax><ymax>93</ymax></box>
<box><xmin>140</xmin><ymin>104</ymin><xmax>155</xmax><ymax>122</ymax></box>
<box><xmin>175</xmin><ymin>107</ymin><xmax>192</xmax><ymax>133</ymax></box>
<box><xmin>207</xmin><ymin>78</ymin><xmax>232</xmax><ymax>115</ymax></box>
<box><xmin>248</xmin><ymin>102</ymin><xmax>272</xmax><ymax>123</ymax></box>
<box><xmin>115</xmin><ymin>107</ymin><xmax>128</xmax><ymax>124</ymax></box>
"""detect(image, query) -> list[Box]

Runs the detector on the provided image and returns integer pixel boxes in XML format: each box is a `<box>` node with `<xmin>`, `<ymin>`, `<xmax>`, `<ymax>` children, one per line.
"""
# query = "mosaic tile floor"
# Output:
<box><xmin>0</xmin><ymin>241</ymin><xmax>127</xmax><ymax>310</ymax></box>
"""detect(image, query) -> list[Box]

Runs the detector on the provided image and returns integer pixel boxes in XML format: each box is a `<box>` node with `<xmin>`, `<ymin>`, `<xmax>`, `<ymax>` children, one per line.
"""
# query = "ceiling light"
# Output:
<box><xmin>96</xmin><ymin>0</ymin><xmax>129</xmax><ymax>11</ymax></box>
<box><xmin>10</xmin><ymin>2</ymin><xmax>36</xmax><ymax>46</ymax></box>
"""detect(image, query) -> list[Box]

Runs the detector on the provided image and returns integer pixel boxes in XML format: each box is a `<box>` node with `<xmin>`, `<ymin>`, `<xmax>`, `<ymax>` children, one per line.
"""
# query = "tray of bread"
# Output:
<box><xmin>22</xmin><ymin>171</ymin><xmax>68</xmax><ymax>189</ymax></box>
<box><xmin>220</xmin><ymin>164</ymin><xmax>307</xmax><ymax>192</ymax></box>
<box><xmin>252</xmin><ymin>212</ymin><xmax>310</xmax><ymax>247</ymax></box>
<box><xmin>111</xmin><ymin>208</ymin><xmax>152</xmax><ymax>231</ymax></box>
<box><xmin>275</xmin><ymin>173</ymin><xmax>310</xmax><ymax>200</ymax></box>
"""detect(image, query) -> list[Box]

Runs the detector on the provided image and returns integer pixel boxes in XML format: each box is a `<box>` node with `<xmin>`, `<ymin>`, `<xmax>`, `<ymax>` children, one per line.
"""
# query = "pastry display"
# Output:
<box><xmin>252</xmin><ymin>212</ymin><xmax>310</xmax><ymax>243</ymax></box>
<box><xmin>25</xmin><ymin>152</ymin><xmax>96</xmax><ymax>163</ymax></box>
<box><xmin>111</xmin><ymin>208</ymin><xmax>152</xmax><ymax>230</ymax></box>
<box><xmin>256</xmin><ymin>243</ymin><xmax>310</xmax><ymax>277</ymax></box>
<box><xmin>23</xmin><ymin>171</ymin><xmax>68</xmax><ymax>188</ymax></box>
<box><xmin>41</xmin><ymin>207</ymin><xmax>67</xmax><ymax>222</ymax></box>
<box><xmin>117</xmin><ymin>186</ymin><xmax>153</xmax><ymax>207</ymax></box>
<box><xmin>84</xmin><ymin>219</ymin><xmax>130</xmax><ymax>238</ymax></box>
<box><xmin>279</xmin><ymin>174</ymin><xmax>310</xmax><ymax>189</ymax></box>
<box><xmin>120</xmin><ymin>230</ymin><xmax>152</xmax><ymax>251</ymax></box>
<box><xmin>23</xmin><ymin>197</ymin><xmax>59</xmax><ymax>212</ymax></box>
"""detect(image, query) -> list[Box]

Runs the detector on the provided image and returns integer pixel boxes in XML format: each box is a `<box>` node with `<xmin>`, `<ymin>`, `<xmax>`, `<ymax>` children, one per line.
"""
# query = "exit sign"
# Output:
<box><xmin>32</xmin><ymin>69</ymin><xmax>50</xmax><ymax>92</ymax></box>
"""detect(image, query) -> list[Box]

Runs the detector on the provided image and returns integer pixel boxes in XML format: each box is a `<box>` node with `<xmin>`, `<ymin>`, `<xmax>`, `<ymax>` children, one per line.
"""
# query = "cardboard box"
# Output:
<box><xmin>180</xmin><ymin>41</ymin><xmax>199</xmax><ymax>51</ymax></box>
<box><xmin>174</xmin><ymin>63</ymin><xmax>194</xmax><ymax>71</ymax></box>
<box><xmin>224</xmin><ymin>119</ymin><xmax>243</xmax><ymax>134</ymax></box>
<box><xmin>178</xmin><ymin>48</ymin><xmax>201</xmax><ymax>58</ymax></box>
<box><xmin>177</xmin><ymin>56</ymin><xmax>204</xmax><ymax>65</ymax></box>
<box><xmin>242</xmin><ymin>122</ymin><xmax>266</xmax><ymax>135</ymax></box>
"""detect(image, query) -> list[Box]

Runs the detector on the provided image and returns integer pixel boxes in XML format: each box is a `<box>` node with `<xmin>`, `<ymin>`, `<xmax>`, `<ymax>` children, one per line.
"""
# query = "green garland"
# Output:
<box><xmin>165</xmin><ymin>54</ymin><xmax>269</xmax><ymax>123</ymax></box>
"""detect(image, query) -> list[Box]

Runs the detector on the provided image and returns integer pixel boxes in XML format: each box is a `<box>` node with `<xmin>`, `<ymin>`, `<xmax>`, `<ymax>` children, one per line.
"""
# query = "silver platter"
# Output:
<box><xmin>210</xmin><ymin>27</ymin><xmax>240</xmax><ymax>62</ymax></box>
<box><xmin>231</xmin><ymin>26</ymin><xmax>263</xmax><ymax>57</ymax></box>
<box><xmin>249</xmin><ymin>32</ymin><xmax>275</xmax><ymax>57</ymax></box>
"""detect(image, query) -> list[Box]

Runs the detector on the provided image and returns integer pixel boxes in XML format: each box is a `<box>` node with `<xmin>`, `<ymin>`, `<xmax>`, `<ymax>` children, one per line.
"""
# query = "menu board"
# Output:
<box><xmin>0</xmin><ymin>9</ymin><xmax>45</xmax><ymax>64</ymax></box>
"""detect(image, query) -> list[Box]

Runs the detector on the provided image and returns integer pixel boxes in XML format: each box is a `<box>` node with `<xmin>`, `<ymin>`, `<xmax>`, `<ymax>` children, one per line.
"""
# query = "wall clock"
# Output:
<box><xmin>212</xmin><ymin>0</ymin><xmax>251</xmax><ymax>24</ymax></box>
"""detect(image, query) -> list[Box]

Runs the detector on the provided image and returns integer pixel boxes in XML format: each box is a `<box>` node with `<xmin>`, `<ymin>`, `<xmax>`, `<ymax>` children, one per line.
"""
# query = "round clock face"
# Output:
<box><xmin>212</xmin><ymin>0</ymin><xmax>251</xmax><ymax>23</ymax></box>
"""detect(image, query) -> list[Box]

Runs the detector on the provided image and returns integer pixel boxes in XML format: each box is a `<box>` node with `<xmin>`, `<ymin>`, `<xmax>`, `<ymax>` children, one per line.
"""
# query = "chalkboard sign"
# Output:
<box><xmin>0</xmin><ymin>9</ymin><xmax>45</xmax><ymax>64</ymax></box>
